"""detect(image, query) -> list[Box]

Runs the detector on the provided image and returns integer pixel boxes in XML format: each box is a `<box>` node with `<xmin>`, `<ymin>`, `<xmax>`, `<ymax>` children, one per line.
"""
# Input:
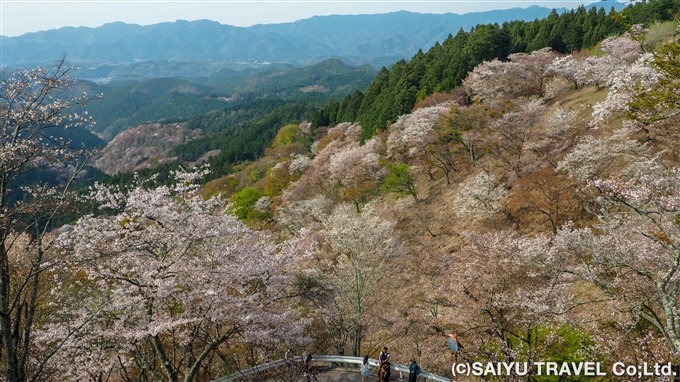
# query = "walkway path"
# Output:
<box><xmin>211</xmin><ymin>355</ymin><xmax>451</xmax><ymax>382</ymax></box>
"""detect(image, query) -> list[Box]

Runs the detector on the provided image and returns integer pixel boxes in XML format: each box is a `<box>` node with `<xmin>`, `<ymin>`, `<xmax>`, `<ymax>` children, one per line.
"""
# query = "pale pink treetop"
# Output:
<box><xmin>386</xmin><ymin>103</ymin><xmax>451</xmax><ymax>157</ymax></box>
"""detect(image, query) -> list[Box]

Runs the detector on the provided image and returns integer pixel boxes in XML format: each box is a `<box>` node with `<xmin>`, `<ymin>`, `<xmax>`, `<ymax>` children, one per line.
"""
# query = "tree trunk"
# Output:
<box><xmin>0</xmin><ymin>244</ymin><xmax>20</xmax><ymax>382</ymax></box>
<box><xmin>353</xmin><ymin>324</ymin><xmax>362</xmax><ymax>357</ymax></box>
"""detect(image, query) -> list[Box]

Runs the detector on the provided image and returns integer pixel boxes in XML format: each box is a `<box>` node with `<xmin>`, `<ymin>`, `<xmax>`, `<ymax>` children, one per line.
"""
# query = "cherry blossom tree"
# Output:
<box><xmin>576</xmin><ymin>35</ymin><xmax>642</xmax><ymax>92</ymax></box>
<box><xmin>281</xmin><ymin>123</ymin><xmax>360</xmax><ymax>204</ymax></box>
<box><xmin>453</xmin><ymin>171</ymin><xmax>507</xmax><ymax>220</ymax></box>
<box><xmin>462</xmin><ymin>59</ymin><xmax>509</xmax><ymax>102</ymax></box>
<box><xmin>383</xmin><ymin>103</ymin><xmax>467</xmax><ymax>186</ymax></box>
<box><xmin>0</xmin><ymin>61</ymin><xmax>94</xmax><ymax>382</ymax></box>
<box><xmin>575</xmin><ymin>55</ymin><xmax>618</xmax><ymax>91</ymax></box>
<box><xmin>463</xmin><ymin>48</ymin><xmax>556</xmax><ymax>102</ymax></box>
<box><xmin>600</xmin><ymin>34</ymin><xmax>642</xmax><ymax>63</ymax></box>
<box><xmin>289</xmin><ymin>154</ymin><xmax>312</xmax><ymax>176</ymax></box>
<box><xmin>590</xmin><ymin>53</ymin><xmax>660</xmax><ymax>127</ymax></box>
<box><xmin>386</xmin><ymin>103</ymin><xmax>451</xmax><ymax>158</ymax></box>
<box><xmin>485</xmin><ymin>98</ymin><xmax>546</xmax><ymax>176</ymax></box>
<box><xmin>329</xmin><ymin>137</ymin><xmax>387</xmax><ymax>209</ymax></box>
<box><xmin>277</xmin><ymin>195</ymin><xmax>333</xmax><ymax>235</ymax></box>
<box><xmin>505</xmin><ymin>48</ymin><xmax>557</xmax><ymax>97</ymax></box>
<box><xmin>533</xmin><ymin>163</ymin><xmax>680</xmax><ymax>363</ymax></box>
<box><xmin>51</xmin><ymin>167</ymin><xmax>310</xmax><ymax>382</ymax></box>
<box><xmin>547</xmin><ymin>55</ymin><xmax>584</xmax><ymax>90</ymax></box>
<box><xmin>322</xmin><ymin>203</ymin><xmax>404</xmax><ymax>356</ymax></box>
<box><xmin>556</xmin><ymin>127</ymin><xmax>645</xmax><ymax>182</ymax></box>
<box><xmin>549</xmin><ymin>35</ymin><xmax>641</xmax><ymax>93</ymax></box>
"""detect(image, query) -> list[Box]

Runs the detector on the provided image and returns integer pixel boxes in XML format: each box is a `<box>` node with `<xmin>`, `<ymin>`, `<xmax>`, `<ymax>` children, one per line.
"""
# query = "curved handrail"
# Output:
<box><xmin>211</xmin><ymin>355</ymin><xmax>450</xmax><ymax>382</ymax></box>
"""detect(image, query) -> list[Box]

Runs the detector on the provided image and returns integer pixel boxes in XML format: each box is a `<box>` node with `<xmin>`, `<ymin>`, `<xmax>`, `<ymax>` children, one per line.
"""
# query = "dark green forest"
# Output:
<box><xmin>173</xmin><ymin>102</ymin><xmax>317</xmax><ymax>182</ymax></box>
<box><xmin>74</xmin><ymin>59</ymin><xmax>376</xmax><ymax>139</ymax></box>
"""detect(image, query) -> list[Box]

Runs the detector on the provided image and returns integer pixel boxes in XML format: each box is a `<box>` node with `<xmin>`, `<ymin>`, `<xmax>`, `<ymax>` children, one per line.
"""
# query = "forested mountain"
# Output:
<box><xmin>247</xmin><ymin>6</ymin><xmax>602</xmax><ymax>58</ymax></box>
<box><xmin>76</xmin><ymin>60</ymin><xmax>288</xmax><ymax>82</ymax></box>
<box><xmin>209</xmin><ymin>58</ymin><xmax>377</xmax><ymax>99</ymax></box>
<box><xmin>88</xmin><ymin>59</ymin><xmax>374</xmax><ymax>179</ymax></box>
<box><xmin>93</xmin><ymin>99</ymin><xmax>317</xmax><ymax>178</ymax></box>
<box><xmin>87</xmin><ymin>0</ymin><xmax>676</xmax><ymax>185</ymax></box>
<box><xmin>75</xmin><ymin>78</ymin><xmax>228</xmax><ymax>139</ymax></box>
<box><xmin>70</xmin><ymin>58</ymin><xmax>375</xmax><ymax>140</ymax></box>
<box><xmin>1</xmin><ymin>1</ymin><xmax>624</xmax><ymax>73</ymax></box>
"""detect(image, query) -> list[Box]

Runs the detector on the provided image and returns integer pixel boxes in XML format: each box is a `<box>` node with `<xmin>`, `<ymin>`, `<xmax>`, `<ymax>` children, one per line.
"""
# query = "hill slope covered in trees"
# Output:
<box><xmin>312</xmin><ymin>0</ymin><xmax>679</xmax><ymax>141</ymax></box>
<box><xmin>204</xmin><ymin>25</ymin><xmax>680</xmax><ymax>378</ymax></box>
<box><xmin>4</xmin><ymin>0</ymin><xmax>680</xmax><ymax>380</ymax></box>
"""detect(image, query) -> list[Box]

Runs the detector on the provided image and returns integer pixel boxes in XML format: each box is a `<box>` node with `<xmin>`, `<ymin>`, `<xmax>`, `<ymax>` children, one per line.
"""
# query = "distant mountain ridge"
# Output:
<box><xmin>1</xmin><ymin>1</ymin><xmax>625</xmax><ymax>71</ymax></box>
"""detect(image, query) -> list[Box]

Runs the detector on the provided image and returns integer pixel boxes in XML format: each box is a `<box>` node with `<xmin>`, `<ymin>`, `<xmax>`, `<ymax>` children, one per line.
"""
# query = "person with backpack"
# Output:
<box><xmin>379</xmin><ymin>347</ymin><xmax>390</xmax><ymax>366</ymax></box>
<box><xmin>361</xmin><ymin>355</ymin><xmax>371</xmax><ymax>382</ymax></box>
<box><xmin>378</xmin><ymin>347</ymin><xmax>390</xmax><ymax>382</ymax></box>
<box><xmin>408</xmin><ymin>360</ymin><xmax>421</xmax><ymax>382</ymax></box>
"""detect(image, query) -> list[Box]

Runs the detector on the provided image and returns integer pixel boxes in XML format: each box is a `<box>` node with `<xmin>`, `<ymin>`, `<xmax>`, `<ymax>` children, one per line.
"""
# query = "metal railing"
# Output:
<box><xmin>212</xmin><ymin>355</ymin><xmax>451</xmax><ymax>382</ymax></box>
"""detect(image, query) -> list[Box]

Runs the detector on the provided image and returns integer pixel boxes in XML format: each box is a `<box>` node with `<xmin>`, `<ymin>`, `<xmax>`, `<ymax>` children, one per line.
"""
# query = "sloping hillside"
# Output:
<box><xmin>94</xmin><ymin>122</ymin><xmax>203</xmax><ymax>175</ymax></box>
<box><xmin>198</xmin><ymin>24</ymin><xmax>680</xmax><ymax>375</ymax></box>
<box><xmin>311</xmin><ymin>0</ymin><xmax>679</xmax><ymax>142</ymax></box>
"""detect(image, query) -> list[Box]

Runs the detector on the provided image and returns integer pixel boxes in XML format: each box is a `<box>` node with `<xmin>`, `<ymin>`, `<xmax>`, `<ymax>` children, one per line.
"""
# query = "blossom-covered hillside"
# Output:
<box><xmin>4</xmin><ymin>13</ymin><xmax>680</xmax><ymax>382</ymax></box>
<box><xmin>209</xmin><ymin>26</ymin><xmax>680</xmax><ymax>377</ymax></box>
<box><xmin>94</xmin><ymin>122</ymin><xmax>204</xmax><ymax>175</ymax></box>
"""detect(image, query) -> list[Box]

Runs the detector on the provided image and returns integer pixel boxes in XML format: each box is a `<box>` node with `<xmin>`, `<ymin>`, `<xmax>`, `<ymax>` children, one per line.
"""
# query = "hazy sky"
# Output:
<box><xmin>1</xmin><ymin>0</ymin><xmax>610</xmax><ymax>37</ymax></box>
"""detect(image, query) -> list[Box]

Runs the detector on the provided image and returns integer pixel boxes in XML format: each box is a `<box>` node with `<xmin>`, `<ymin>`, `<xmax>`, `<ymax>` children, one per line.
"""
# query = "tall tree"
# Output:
<box><xmin>322</xmin><ymin>203</ymin><xmax>404</xmax><ymax>356</ymax></box>
<box><xmin>0</xmin><ymin>60</ymin><xmax>92</xmax><ymax>382</ymax></box>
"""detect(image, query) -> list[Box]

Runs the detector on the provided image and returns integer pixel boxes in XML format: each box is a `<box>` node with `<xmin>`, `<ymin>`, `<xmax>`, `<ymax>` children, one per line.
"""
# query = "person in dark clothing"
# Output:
<box><xmin>381</xmin><ymin>362</ymin><xmax>391</xmax><ymax>382</ymax></box>
<box><xmin>285</xmin><ymin>348</ymin><xmax>294</xmax><ymax>374</ymax></box>
<box><xmin>379</xmin><ymin>347</ymin><xmax>390</xmax><ymax>365</ymax></box>
<box><xmin>408</xmin><ymin>360</ymin><xmax>421</xmax><ymax>382</ymax></box>
<box><xmin>302</xmin><ymin>348</ymin><xmax>311</xmax><ymax>372</ymax></box>
<box><xmin>378</xmin><ymin>347</ymin><xmax>390</xmax><ymax>382</ymax></box>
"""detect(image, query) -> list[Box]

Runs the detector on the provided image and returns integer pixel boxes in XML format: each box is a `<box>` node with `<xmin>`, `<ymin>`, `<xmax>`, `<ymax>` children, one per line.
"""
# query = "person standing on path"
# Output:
<box><xmin>361</xmin><ymin>355</ymin><xmax>371</xmax><ymax>382</ymax></box>
<box><xmin>381</xmin><ymin>362</ymin><xmax>391</xmax><ymax>382</ymax></box>
<box><xmin>302</xmin><ymin>348</ymin><xmax>310</xmax><ymax>372</ymax></box>
<box><xmin>285</xmin><ymin>348</ymin><xmax>294</xmax><ymax>374</ymax></box>
<box><xmin>378</xmin><ymin>347</ymin><xmax>390</xmax><ymax>382</ymax></box>
<box><xmin>379</xmin><ymin>347</ymin><xmax>390</xmax><ymax>367</ymax></box>
<box><xmin>408</xmin><ymin>360</ymin><xmax>421</xmax><ymax>382</ymax></box>
<box><xmin>447</xmin><ymin>333</ymin><xmax>460</xmax><ymax>382</ymax></box>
